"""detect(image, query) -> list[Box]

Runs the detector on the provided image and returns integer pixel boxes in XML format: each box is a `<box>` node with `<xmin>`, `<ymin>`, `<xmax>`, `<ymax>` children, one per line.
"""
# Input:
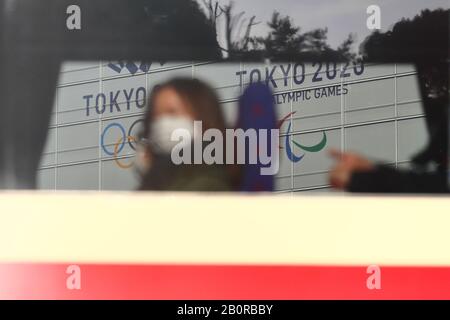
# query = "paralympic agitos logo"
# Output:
<box><xmin>277</xmin><ymin>112</ymin><xmax>327</xmax><ymax>163</ymax></box>
<box><xmin>101</xmin><ymin>111</ymin><xmax>327</xmax><ymax>169</ymax></box>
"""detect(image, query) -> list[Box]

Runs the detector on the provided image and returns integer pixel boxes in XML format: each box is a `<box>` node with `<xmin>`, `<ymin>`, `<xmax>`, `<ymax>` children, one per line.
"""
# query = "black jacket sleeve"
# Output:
<box><xmin>347</xmin><ymin>165</ymin><xmax>448</xmax><ymax>194</ymax></box>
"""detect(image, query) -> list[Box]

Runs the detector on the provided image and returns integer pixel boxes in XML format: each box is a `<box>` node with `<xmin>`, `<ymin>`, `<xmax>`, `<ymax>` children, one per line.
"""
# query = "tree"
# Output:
<box><xmin>201</xmin><ymin>1</ymin><xmax>259</xmax><ymax>57</ymax></box>
<box><xmin>337</xmin><ymin>33</ymin><xmax>356</xmax><ymax>61</ymax></box>
<box><xmin>256</xmin><ymin>11</ymin><xmax>302</xmax><ymax>57</ymax></box>
<box><xmin>202</xmin><ymin>0</ymin><xmax>222</xmax><ymax>37</ymax></box>
<box><xmin>361</xmin><ymin>9</ymin><xmax>449</xmax><ymax>64</ymax></box>
<box><xmin>251</xmin><ymin>11</ymin><xmax>355</xmax><ymax>61</ymax></box>
<box><xmin>360</xmin><ymin>9</ymin><xmax>449</xmax><ymax>169</ymax></box>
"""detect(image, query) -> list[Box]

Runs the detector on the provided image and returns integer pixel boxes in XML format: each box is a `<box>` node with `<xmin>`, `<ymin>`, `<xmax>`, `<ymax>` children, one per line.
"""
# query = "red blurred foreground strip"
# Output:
<box><xmin>0</xmin><ymin>264</ymin><xmax>449</xmax><ymax>300</ymax></box>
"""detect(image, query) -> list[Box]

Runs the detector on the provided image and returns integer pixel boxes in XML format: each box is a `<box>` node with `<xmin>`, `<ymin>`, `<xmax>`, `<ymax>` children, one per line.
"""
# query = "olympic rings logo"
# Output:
<box><xmin>101</xmin><ymin>119</ymin><xmax>144</xmax><ymax>169</ymax></box>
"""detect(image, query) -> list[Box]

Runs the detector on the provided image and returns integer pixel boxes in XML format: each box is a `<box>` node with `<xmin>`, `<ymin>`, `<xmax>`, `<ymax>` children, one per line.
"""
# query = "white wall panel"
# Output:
<box><xmin>41</xmin><ymin>61</ymin><xmax>428</xmax><ymax>193</ymax></box>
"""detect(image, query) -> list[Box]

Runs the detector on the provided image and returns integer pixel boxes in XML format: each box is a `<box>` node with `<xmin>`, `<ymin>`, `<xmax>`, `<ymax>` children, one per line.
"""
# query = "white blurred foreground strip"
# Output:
<box><xmin>0</xmin><ymin>192</ymin><xmax>449</xmax><ymax>266</ymax></box>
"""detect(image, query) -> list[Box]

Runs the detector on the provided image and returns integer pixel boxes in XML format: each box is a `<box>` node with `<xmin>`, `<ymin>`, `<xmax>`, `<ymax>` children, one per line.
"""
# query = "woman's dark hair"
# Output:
<box><xmin>139</xmin><ymin>77</ymin><xmax>226</xmax><ymax>143</ymax></box>
<box><xmin>138</xmin><ymin>77</ymin><xmax>230</xmax><ymax>190</ymax></box>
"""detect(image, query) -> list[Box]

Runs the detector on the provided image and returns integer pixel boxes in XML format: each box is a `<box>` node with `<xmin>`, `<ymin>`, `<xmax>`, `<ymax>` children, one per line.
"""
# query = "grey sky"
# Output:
<box><xmin>200</xmin><ymin>0</ymin><xmax>449</xmax><ymax>50</ymax></box>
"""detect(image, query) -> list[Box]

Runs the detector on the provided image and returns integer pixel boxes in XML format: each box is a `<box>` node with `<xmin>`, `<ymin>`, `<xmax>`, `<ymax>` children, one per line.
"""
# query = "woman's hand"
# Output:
<box><xmin>328</xmin><ymin>149</ymin><xmax>374</xmax><ymax>190</ymax></box>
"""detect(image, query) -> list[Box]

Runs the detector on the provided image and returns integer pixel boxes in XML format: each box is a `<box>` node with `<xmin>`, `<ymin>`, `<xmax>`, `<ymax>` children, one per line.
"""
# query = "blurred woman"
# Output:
<box><xmin>136</xmin><ymin>78</ymin><xmax>232</xmax><ymax>191</ymax></box>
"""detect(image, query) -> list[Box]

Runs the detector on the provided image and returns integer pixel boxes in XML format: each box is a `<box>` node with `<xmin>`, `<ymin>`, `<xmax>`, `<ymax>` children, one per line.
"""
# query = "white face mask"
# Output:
<box><xmin>149</xmin><ymin>115</ymin><xmax>196</xmax><ymax>155</ymax></box>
